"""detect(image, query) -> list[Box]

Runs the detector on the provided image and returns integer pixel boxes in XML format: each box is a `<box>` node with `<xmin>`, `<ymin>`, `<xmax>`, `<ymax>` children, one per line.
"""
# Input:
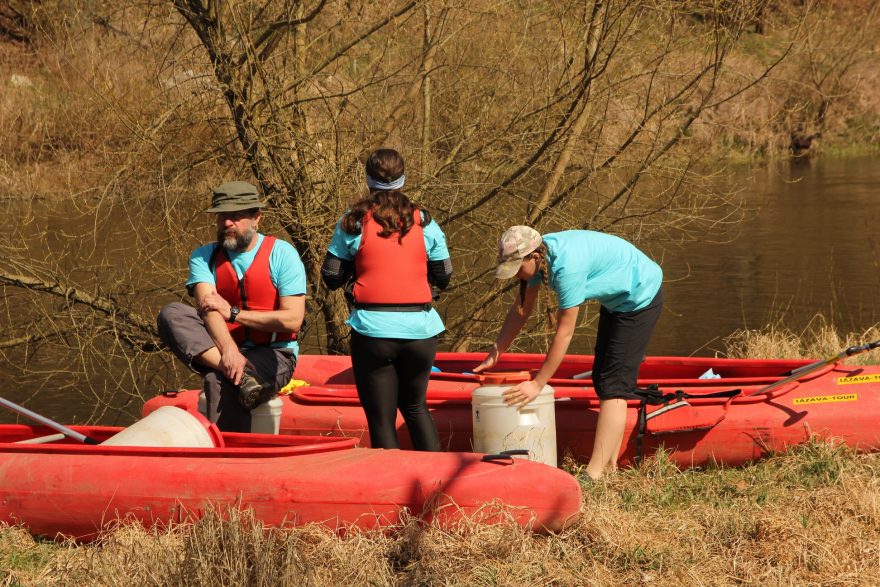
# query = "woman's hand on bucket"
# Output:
<box><xmin>473</xmin><ymin>345</ymin><xmax>500</xmax><ymax>373</ymax></box>
<box><xmin>503</xmin><ymin>380</ymin><xmax>541</xmax><ymax>407</ymax></box>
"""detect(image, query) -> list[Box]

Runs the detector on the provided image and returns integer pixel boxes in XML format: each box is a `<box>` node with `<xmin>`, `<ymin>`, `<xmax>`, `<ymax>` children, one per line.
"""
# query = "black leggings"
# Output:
<box><xmin>350</xmin><ymin>331</ymin><xmax>441</xmax><ymax>451</ymax></box>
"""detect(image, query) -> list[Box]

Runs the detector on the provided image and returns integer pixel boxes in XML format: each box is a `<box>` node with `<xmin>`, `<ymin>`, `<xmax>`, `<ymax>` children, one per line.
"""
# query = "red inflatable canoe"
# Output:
<box><xmin>0</xmin><ymin>416</ymin><xmax>581</xmax><ymax>541</ymax></box>
<box><xmin>145</xmin><ymin>352</ymin><xmax>880</xmax><ymax>468</ymax></box>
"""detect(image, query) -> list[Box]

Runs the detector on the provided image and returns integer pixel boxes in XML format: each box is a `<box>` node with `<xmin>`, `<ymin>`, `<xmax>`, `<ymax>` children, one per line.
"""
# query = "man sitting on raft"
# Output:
<box><xmin>157</xmin><ymin>181</ymin><xmax>306</xmax><ymax>432</ymax></box>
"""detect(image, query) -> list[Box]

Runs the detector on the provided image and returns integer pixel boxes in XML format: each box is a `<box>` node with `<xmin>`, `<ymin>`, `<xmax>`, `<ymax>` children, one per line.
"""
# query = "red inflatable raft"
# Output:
<box><xmin>145</xmin><ymin>352</ymin><xmax>880</xmax><ymax>468</ymax></box>
<box><xmin>0</xmin><ymin>413</ymin><xmax>582</xmax><ymax>541</ymax></box>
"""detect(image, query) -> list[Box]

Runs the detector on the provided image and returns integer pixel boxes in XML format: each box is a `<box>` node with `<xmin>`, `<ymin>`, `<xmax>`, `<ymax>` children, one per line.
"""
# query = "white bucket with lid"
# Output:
<box><xmin>101</xmin><ymin>406</ymin><xmax>218</xmax><ymax>448</ymax></box>
<box><xmin>198</xmin><ymin>392</ymin><xmax>283</xmax><ymax>435</ymax></box>
<box><xmin>471</xmin><ymin>372</ymin><xmax>557</xmax><ymax>467</ymax></box>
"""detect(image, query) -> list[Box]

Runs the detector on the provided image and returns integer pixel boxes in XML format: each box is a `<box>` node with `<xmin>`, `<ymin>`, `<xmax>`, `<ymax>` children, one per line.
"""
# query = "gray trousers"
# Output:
<box><xmin>157</xmin><ymin>302</ymin><xmax>296</xmax><ymax>432</ymax></box>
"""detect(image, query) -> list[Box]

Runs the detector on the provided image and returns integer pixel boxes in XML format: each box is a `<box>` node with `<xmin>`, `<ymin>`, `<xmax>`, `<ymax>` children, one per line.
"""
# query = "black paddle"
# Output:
<box><xmin>0</xmin><ymin>396</ymin><xmax>100</xmax><ymax>444</ymax></box>
<box><xmin>746</xmin><ymin>339</ymin><xmax>880</xmax><ymax>397</ymax></box>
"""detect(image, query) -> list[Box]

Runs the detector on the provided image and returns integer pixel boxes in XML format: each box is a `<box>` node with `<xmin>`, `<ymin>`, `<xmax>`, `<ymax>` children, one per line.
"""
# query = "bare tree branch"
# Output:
<box><xmin>0</xmin><ymin>271</ymin><xmax>159</xmax><ymax>340</ymax></box>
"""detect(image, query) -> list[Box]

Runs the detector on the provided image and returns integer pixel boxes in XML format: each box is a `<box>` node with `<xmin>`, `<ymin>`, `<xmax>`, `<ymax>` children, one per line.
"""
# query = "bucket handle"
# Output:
<box><xmin>480</xmin><ymin>449</ymin><xmax>530</xmax><ymax>463</ymax></box>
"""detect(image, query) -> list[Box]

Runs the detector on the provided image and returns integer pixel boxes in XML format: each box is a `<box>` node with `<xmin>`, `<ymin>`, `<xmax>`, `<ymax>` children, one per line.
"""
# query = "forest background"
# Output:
<box><xmin>1</xmin><ymin>0</ymin><xmax>879</xmax><ymax>424</ymax></box>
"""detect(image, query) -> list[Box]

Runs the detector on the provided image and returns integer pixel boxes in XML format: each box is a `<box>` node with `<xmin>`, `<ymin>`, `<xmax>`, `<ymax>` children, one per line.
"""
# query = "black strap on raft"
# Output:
<box><xmin>617</xmin><ymin>385</ymin><xmax>742</xmax><ymax>465</ymax></box>
<box><xmin>481</xmin><ymin>449</ymin><xmax>530</xmax><ymax>464</ymax></box>
<box><xmin>352</xmin><ymin>302</ymin><xmax>432</xmax><ymax>312</ymax></box>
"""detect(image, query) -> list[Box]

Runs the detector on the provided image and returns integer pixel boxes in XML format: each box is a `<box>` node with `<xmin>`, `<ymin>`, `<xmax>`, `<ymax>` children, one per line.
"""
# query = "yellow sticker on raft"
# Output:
<box><xmin>836</xmin><ymin>373</ymin><xmax>880</xmax><ymax>385</ymax></box>
<box><xmin>793</xmin><ymin>393</ymin><xmax>858</xmax><ymax>405</ymax></box>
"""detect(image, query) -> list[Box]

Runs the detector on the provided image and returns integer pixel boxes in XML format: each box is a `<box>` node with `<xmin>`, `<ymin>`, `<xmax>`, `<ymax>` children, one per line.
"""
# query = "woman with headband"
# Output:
<box><xmin>473</xmin><ymin>226</ymin><xmax>663</xmax><ymax>480</ymax></box>
<box><xmin>321</xmin><ymin>148</ymin><xmax>452</xmax><ymax>451</ymax></box>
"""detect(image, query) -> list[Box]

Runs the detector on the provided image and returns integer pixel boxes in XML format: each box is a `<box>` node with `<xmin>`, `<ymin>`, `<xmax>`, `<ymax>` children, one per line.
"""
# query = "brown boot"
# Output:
<box><xmin>237</xmin><ymin>370</ymin><xmax>268</xmax><ymax>410</ymax></box>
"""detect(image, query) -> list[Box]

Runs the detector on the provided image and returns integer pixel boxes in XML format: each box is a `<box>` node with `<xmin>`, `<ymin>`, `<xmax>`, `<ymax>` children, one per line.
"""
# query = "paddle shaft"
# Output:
<box><xmin>0</xmin><ymin>396</ymin><xmax>100</xmax><ymax>444</ymax></box>
<box><xmin>747</xmin><ymin>340</ymin><xmax>880</xmax><ymax>397</ymax></box>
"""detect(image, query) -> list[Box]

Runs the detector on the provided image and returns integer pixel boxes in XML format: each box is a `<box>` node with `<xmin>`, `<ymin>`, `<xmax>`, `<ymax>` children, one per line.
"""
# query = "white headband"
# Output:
<box><xmin>366</xmin><ymin>173</ymin><xmax>405</xmax><ymax>191</ymax></box>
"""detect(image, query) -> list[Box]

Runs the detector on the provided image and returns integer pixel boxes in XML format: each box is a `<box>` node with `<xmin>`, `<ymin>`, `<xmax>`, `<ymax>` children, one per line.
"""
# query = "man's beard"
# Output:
<box><xmin>219</xmin><ymin>226</ymin><xmax>257</xmax><ymax>252</ymax></box>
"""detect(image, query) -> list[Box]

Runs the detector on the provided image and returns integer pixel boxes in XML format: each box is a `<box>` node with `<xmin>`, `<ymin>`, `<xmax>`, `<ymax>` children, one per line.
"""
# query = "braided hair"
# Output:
<box><xmin>516</xmin><ymin>244</ymin><xmax>557</xmax><ymax>329</ymax></box>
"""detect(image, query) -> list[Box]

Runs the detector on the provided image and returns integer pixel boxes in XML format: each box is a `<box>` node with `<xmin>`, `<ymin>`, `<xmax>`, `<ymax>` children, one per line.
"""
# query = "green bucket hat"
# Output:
<box><xmin>205</xmin><ymin>181</ymin><xmax>267</xmax><ymax>213</ymax></box>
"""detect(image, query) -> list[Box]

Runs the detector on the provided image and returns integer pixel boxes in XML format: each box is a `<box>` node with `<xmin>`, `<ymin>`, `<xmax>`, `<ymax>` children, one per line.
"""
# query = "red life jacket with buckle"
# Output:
<box><xmin>212</xmin><ymin>235</ymin><xmax>296</xmax><ymax>345</ymax></box>
<box><xmin>353</xmin><ymin>209</ymin><xmax>431</xmax><ymax>308</ymax></box>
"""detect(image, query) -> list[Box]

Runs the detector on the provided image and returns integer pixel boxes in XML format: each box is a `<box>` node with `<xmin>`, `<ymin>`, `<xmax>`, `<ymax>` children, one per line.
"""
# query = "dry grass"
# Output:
<box><xmin>2</xmin><ymin>440</ymin><xmax>879</xmax><ymax>586</ymax></box>
<box><xmin>724</xmin><ymin>318</ymin><xmax>880</xmax><ymax>365</ymax></box>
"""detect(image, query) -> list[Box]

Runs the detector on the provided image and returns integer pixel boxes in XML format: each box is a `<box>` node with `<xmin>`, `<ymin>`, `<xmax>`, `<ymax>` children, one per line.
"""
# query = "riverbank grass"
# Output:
<box><xmin>724</xmin><ymin>321</ymin><xmax>880</xmax><ymax>365</ymax></box>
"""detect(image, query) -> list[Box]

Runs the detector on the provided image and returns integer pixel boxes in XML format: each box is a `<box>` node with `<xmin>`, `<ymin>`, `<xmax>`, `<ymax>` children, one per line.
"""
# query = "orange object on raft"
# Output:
<box><xmin>0</xmin><ymin>412</ymin><xmax>581</xmax><ymax>542</ymax></box>
<box><xmin>144</xmin><ymin>352</ymin><xmax>880</xmax><ymax>468</ymax></box>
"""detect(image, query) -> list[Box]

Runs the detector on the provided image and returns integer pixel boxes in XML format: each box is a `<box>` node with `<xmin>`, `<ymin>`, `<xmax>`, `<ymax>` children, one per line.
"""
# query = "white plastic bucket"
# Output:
<box><xmin>251</xmin><ymin>396</ymin><xmax>283</xmax><ymax>434</ymax></box>
<box><xmin>198</xmin><ymin>391</ymin><xmax>282</xmax><ymax>435</ymax></box>
<box><xmin>102</xmin><ymin>406</ymin><xmax>218</xmax><ymax>448</ymax></box>
<box><xmin>471</xmin><ymin>372</ymin><xmax>557</xmax><ymax>466</ymax></box>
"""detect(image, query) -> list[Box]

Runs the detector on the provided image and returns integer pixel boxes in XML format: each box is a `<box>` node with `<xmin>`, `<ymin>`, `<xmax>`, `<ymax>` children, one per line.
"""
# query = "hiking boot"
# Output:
<box><xmin>237</xmin><ymin>370</ymin><xmax>267</xmax><ymax>410</ymax></box>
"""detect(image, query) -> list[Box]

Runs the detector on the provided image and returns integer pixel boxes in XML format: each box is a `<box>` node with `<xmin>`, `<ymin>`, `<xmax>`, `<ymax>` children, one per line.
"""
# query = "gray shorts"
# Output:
<box><xmin>157</xmin><ymin>302</ymin><xmax>296</xmax><ymax>432</ymax></box>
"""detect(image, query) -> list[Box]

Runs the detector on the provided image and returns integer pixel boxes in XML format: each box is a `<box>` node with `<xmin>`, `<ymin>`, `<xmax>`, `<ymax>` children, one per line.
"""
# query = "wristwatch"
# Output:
<box><xmin>228</xmin><ymin>306</ymin><xmax>241</xmax><ymax>323</ymax></box>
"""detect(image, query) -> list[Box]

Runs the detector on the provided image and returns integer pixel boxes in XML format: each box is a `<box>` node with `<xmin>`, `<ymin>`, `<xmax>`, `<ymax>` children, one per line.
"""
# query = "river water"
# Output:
<box><xmin>651</xmin><ymin>155</ymin><xmax>880</xmax><ymax>356</ymax></box>
<box><xmin>2</xmin><ymin>155</ymin><xmax>879</xmax><ymax>424</ymax></box>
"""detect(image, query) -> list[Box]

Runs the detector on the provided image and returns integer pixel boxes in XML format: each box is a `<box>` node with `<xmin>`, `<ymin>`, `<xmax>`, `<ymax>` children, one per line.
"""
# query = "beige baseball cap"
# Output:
<box><xmin>495</xmin><ymin>226</ymin><xmax>542</xmax><ymax>279</ymax></box>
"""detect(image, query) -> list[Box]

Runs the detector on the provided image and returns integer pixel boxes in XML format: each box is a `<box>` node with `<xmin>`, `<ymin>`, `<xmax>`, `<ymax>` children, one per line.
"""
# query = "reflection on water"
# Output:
<box><xmin>652</xmin><ymin>155</ymin><xmax>880</xmax><ymax>356</ymax></box>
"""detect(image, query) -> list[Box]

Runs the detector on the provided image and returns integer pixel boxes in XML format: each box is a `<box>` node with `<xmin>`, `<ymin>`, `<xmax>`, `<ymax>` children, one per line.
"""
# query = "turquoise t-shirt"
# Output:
<box><xmin>187</xmin><ymin>233</ymin><xmax>307</xmax><ymax>352</ymax></box>
<box><xmin>327</xmin><ymin>213</ymin><xmax>449</xmax><ymax>339</ymax></box>
<box><xmin>532</xmin><ymin>231</ymin><xmax>662</xmax><ymax>312</ymax></box>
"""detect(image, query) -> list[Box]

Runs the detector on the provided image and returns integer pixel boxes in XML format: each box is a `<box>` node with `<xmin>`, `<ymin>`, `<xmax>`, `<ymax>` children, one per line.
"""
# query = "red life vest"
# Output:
<box><xmin>212</xmin><ymin>235</ymin><xmax>296</xmax><ymax>345</ymax></box>
<box><xmin>353</xmin><ymin>209</ymin><xmax>432</xmax><ymax>308</ymax></box>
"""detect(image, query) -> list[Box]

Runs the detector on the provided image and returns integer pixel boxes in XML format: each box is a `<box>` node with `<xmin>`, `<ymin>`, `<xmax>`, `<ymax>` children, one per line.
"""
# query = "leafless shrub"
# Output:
<box><xmin>0</xmin><ymin>1</ymin><xmax>836</xmax><ymax>420</ymax></box>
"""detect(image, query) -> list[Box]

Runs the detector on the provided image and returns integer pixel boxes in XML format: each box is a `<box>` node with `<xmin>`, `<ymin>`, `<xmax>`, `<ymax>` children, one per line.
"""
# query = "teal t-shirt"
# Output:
<box><xmin>533</xmin><ymin>231</ymin><xmax>662</xmax><ymax>312</ymax></box>
<box><xmin>327</xmin><ymin>213</ymin><xmax>448</xmax><ymax>339</ymax></box>
<box><xmin>187</xmin><ymin>233</ymin><xmax>307</xmax><ymax>352</ymax></box>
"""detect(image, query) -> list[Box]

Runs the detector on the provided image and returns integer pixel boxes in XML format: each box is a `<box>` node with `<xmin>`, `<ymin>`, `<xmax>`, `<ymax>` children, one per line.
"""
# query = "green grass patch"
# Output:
<box><xmin>0</xmin><ymin>527</ymin><xmax>58</xmax><ymax>576</ymax></box>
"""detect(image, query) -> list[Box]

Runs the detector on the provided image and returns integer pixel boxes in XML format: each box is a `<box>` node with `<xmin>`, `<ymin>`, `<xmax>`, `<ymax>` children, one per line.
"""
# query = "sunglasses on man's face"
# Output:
<box><xmin>217</xmin><ymin>210</ymin><xmax>255</xmax><ymax>222</ymax></box>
